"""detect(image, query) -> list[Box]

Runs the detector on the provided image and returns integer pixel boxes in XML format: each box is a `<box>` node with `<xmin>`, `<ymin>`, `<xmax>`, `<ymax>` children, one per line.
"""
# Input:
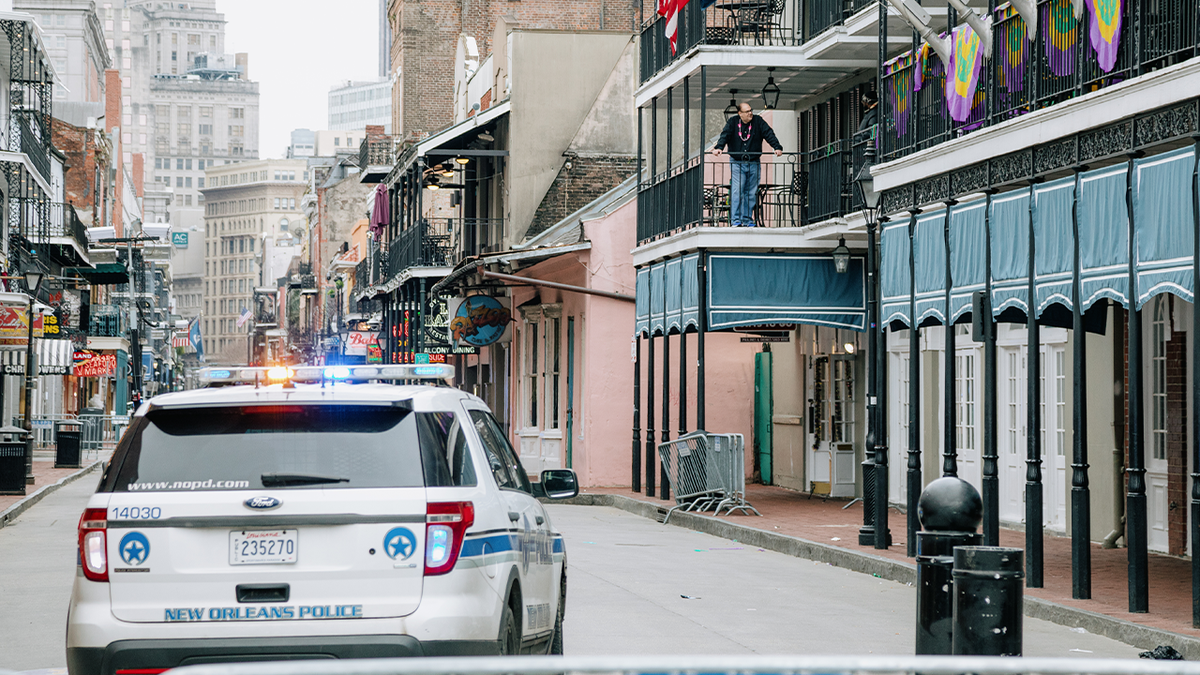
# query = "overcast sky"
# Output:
<box><xmin>220</xmin><ymin>0</ymin><xmax>381</xmax><ymax>159</ymax></box>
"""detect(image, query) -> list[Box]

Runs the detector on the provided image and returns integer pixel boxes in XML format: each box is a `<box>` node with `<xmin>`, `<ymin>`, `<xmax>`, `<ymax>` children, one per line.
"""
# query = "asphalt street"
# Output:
<box><xmin>0</xmin><ymin>482</ymin><xmax>1143</xmax><ymax>672</ymax></box>
<box><xmin>551</xmin><ymin>504</ymin><xmax>1143</xmax><ymax>658</ymax></box>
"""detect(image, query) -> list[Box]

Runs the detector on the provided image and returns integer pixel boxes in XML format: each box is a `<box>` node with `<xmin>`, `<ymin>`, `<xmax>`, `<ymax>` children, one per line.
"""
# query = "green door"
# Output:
<box><xmin>754</xmin><ymin>351</ymin><xmax>773</xmax><ymax>485</ymax></box>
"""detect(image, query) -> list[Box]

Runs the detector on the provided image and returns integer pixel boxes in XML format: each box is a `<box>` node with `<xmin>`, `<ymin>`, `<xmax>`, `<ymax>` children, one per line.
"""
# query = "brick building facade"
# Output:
<box><xmin>386</xmin><ymin>0</ymin><xmax>637</xmax><ymax>144</ymax></box>
<box><xmin>526</xmin><ymin>155</ymin><xmax>638</xmax><ymax>240</ymax></box>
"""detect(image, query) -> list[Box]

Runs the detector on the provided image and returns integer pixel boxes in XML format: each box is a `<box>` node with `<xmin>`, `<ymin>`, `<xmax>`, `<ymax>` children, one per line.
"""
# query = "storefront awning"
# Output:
<box><xmin>636</xmin><ymin>253</ymin><xmax>700</xmax><ymax>337</ymax></box>
<box><xmin>913</xmin><ymin>209</ymin><xmax>946</xmax><ymax>325</ymax></box>
<box><xmin>1079</xmin><ymin>163</ymin><xmax>1129</xmax><ymax>309</ymax></box>
<box><xmin>990</xmin><ymin>189</ymin><xmax>1030</xmax><ymax>317</ymax></box>
<box><xmin>66</xmin><ymin>263</ymin><xmax>127</xmax><ymax>285</ymax></box>
<box><xmin>1034</xmin><ymin>177</ymin><xmax>1075</xmax><ymax>317</ymax></box>
<box><xmin>881</xmin><ymin>220</ymin><xmax>912</xmax><ymax>327</ymax></box>
<box><xmin>1133</xmin><ymin>146</ymin><xmax>1195</xmax><ymax>308</ymax></box>
<box><xmin>707</xmin><ymin>253</ymin><xmax>865</xmax><ymax>331</ymax></box>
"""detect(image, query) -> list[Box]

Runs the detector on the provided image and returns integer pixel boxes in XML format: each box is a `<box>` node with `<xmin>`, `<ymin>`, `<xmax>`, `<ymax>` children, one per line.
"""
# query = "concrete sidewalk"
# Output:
<box><xmin>577</xmin><ymin>484</ymin><xmax>1200</xmax><ymax>657</ymax></box>
<box><xmin>0</xmin><ymin>451</ymin><xmax>108</xmax><ymax>528</ymax></box>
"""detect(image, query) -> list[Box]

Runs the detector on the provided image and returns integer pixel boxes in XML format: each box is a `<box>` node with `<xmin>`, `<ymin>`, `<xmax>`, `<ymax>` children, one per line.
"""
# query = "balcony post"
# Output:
<box><xmin>698</xmin><ymin>249</ymin><xmax>707</xmax><ymax>430</ymax></box>
<box><xmin>633</xmin><ymin>333</ymin><xmax>642</xmax><ymax>493</ymax></box>
<box><xmin>1026</xmin><ymin>181</ymin><xmax>1044</xmax><ymax>589</ymax></box>
<box><xmin>907</xmin><ymin>212</ymin><xmax>922</xmax><ymax>557</ymax></box>
<box><xmin>661</xmin><ymin>325</ymin><xmax>671</xmax><ymax>500</ymax></box>
<box><xmin>1070</xmin><ymin>168</ymin><xmax>1091</xmax><ymax>600</ymax></box>
<box><xmin>645</xmin><ymin>325</ymin><xmax>657</xmax><ymax>497</ymax></box>
<box><xmin>418</xmin><ymin>277</ymin><xmax>426</xmax><ymax>355</ymax></box>
<box><xmin>679</xmin><ymin>326</ymin><xmax>687</xmax><ymax>438</ymax></box>
<box><xmin>1126</xmin><ymin>157</ymin><xmax>1149</xmax><ymax>613</ymax></box>
<box><xmin>943</xmin><ymin>203</ymin><xmax>957</xmax><ymax>478</ymax></box>
<box><xmin>1192</xmin><ymin>136</ymin><xmax>1200</xmax><ymax>627</ymax></box>
<box><xmin>983</xmin><ymin>192</ymin><xmax>1000</xmax><ymax>546</ymax></box>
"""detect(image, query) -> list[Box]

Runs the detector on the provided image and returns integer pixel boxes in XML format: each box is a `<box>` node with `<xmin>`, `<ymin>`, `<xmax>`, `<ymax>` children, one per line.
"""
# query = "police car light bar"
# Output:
<box><xmin>198</xmin><ymin>364</ymin><xmax>455</xmax><ymax>386</ymax></box>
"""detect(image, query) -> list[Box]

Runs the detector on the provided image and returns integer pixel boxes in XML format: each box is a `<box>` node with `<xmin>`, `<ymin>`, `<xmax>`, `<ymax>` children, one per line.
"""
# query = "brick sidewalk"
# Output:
<box><xmin>585</xmin><ymin>483</ymin><xmax>1200</xmax><ymax>641</ymax></box>
<box><xmin>0</xmin><ymin>452</ymin><xmax>107</xmax><ymax>516</ymax></box>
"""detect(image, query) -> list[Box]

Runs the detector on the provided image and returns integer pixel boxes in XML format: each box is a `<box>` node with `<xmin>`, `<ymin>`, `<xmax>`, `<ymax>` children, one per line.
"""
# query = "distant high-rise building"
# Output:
<box><xmin>16</xmin><ymin>0</ymin><xmax>110</xmax><ymax>103</ymax></box>
<box><xmin>288</xmin><ymin>129</ymin><xmax>315</xmax><ymax>158</ymax></box>
<box><xmin>379</xmin><ymin>0</ymin><xmax>390</xmax><ymax>78</ymax></box>
<box><xmin>328</xmin><ymin>79</ymin><xmax>391</xmax><ymax>134</ymax></box>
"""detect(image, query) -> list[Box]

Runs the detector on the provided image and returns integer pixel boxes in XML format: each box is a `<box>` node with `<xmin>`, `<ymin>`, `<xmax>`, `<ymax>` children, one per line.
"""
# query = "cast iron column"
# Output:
<box><xmin>944</xmin><ymin>204</ymin><xmax>958</xmax><ymax>477</ymax></box>
<box><xmin>982</xmin><ymin>192</ymin><xmax>1000</xmax><ymax>546</ymax></box>
<box><xmin>632</xmin><ymin>333</ymin><xmax>642</xmax><ymax>493</ymax></box>
<box><xmin>1192</xmin><ymin>137</ymin><xmax>1200</xmax><ymax>627</ymax></box>
<box><xmin>1070</xmin><ymin>169</ymin><xmax>1092</xmax><ymax>599</ymax></box>
<box><xmin>1026</xmin><ymin>182</ymin><xmax>1044</xmax><ymax>589</ymax></box>
<box><xmin>680</xmin><ymin>327</ymin><xmax>688</xmax><ymax>438</ymax></box>
<box><xmin>871</xmin><ymin>212</ymin><xmax>890</xmax><ymax>549</ymax></box>
<box><xmin>661</xmin><ymin>328</ymin><xmax>671</xmax><ymax>501</ymax></box>
<box><xmin>1126</xmin><ymin>157</ymin><xmax>1149</xmax><ymax>613</ymax></box>
<box><xmin>697</xmin><ymin>250</ymin><xmax>707</xmax><ymax>430</ymax></box>
<box><xmin>907</xmin><ymin>212</ymin><xmax>922</xmax><ymax>557</ymax></box>
<box><xmin>646</xmin><ymin>329</ymin><xmax>656</xmax><ymax>497</ymax></box>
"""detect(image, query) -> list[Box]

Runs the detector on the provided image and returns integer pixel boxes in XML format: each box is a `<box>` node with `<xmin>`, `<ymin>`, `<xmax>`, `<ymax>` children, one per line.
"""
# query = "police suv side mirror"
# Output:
<box><xmin>534</xmin><ymin>469</ymin><xmax>578</xmax><ymax>500</ymax></box>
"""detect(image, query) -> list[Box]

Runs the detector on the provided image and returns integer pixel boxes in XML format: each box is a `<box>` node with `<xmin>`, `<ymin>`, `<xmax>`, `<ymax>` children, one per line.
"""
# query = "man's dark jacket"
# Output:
<box><xmin>715</xmin><ymin>115</ymin><xmax>783</xmax><ymax>162</ymax></box>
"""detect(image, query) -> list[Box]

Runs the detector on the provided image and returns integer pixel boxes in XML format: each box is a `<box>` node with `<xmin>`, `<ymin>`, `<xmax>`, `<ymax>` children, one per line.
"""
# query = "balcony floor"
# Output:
<box><xmin>633</xmin><ymin>220</ymin><xmax>866</xmax><ymax>267</ymax></box>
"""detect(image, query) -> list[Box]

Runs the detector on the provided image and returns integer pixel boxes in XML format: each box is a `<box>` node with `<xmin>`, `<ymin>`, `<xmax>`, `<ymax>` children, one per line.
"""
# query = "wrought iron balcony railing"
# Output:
<box><xmin>386</xmin><ymin>218</ymin><xmax>503</xmax><ymax>279</ymax></box>
<box><xmin>879</xmin><ymin>0</ymin><xmax>1196</xmax><ymax>162</ymax></box>
<box><xmin>636</xmin><ymin>145</ymin><xmax>873</xmax><ymax>244</ymax></box>
<box><xmin>354</xmin><ymin>257</ymin><xmax>370</xmax><ymax>289</ymax></box>
<box><xmin>639</xmin><ymin>0</ymin><xmax>871</xmax><ymax>84</ymax></box>
<box><xmin>89</xmin><ymin>305</ymin><xmax>127</xmax><ymax>338</ymax></box>
<box><xmin>49</xmin><ymin>202</ymin><xmax>89</xmax><ymax>251</ymax></box>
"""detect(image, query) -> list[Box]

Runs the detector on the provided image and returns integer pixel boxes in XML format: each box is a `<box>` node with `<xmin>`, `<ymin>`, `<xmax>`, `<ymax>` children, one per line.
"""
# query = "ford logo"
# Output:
<box><xmin>244</xmin><ymin>496</ymin><xmax>281</xmax><ymax>511</ymax></box>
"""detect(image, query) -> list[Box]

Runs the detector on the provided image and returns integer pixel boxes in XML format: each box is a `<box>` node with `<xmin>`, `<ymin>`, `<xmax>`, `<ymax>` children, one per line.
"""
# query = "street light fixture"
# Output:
<box><xmin>724</xmin><ymin>89</ymin><xmax>739</xmax><ymax>116</ymax></box>
<box><xmin>21</xmin><ymin>268</ymin><xmax>42</xmax><ymax>485</ymax></box>
<box><xmin>831</xmin><ymin>237</ymin><xmax>851</xmax><ymax>274</ymax></box>
<box><xmin>856</xmin><ymin>160</ymin><xmax>881</xmax><ymax>210</ymax></box>
<box><xmin>761</xmin><ymin>68</ymin><xmax>780</xmax><ymax>110</ymax></box>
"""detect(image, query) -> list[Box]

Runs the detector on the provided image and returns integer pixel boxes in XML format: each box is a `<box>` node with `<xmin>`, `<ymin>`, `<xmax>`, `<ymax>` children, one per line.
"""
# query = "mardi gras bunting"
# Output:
<box><xmin>1087</xmin><ymin>0</ymin><xmax>1123</xmax><ymax>72</ymax></box>
<box><xmin>891</xmin><ymin>67</ymin><xmax>913</xmax><ymax>137</ymax></box>
<box><xmin>914</xmin><ymin>43</ymin><xmax>929</xmax><ymax>92</ymax></box>
<box><xmin>1044</xmin><ymin>0</ymin><xmax>1078</xmax><ymax>77</ymax></box>
<box><xmin>946</xmin><ymin>24</ymin><xmax>984</xmax><ymax>122</ymax></box>
<box><xmin>998</xmin><ymin>10</ymin><xmax>1029</xmax><ymax>93</ymax></box>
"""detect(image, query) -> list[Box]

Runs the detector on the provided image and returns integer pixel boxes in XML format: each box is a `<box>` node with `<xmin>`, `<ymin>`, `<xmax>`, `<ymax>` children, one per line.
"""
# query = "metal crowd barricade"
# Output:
<box><xmin>15</xmin><ymin>412</ymin><xmax>128</xmax><ymax>461</ymax></box>
<box><xmin>164</xmin><ymin>653</ymin><xmax>1200</xmax><ymax>675</ymax></box>
<box><xmin>658</xmin><ymin>431</ymin><xmax>759</xmax><ymax>524</ymax></box>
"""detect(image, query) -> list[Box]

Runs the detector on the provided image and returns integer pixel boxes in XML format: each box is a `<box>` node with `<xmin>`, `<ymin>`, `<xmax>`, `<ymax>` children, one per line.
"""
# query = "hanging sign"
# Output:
<box><xmin>345</xmin><ymin>331</ymin><xmax>379</xmax><ymax>356</ymax></box>
<box><xmin>0</xmin><ymin>306</ymin><xmax>43</xmax><ymax>345</ymax></box>
<box><xmin>447</xmin><ymin>296</ymin><xmax>512</xmax><ymax>348</ymax></box>
<box><xmin>73</xmin><ymin>352</ymin><xmax>117</xmax><ymax>377</ymax></box>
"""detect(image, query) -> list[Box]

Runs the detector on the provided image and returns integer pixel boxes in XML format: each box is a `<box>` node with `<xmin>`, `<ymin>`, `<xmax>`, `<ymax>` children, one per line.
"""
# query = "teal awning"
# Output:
<box><xmin>881</xmin><ymin>220</ymin><xmax>912</xmax><ymax>327</ymax></box>
<box><xmin>913</xmin><ymin>209</ymin><xmax>947</xmax><ymax>325</ymax></box>
<box><xmin>66</xmin><ymin>263</ymin><xmax>127</xmax><ymax>285</ymax></box>
<box><xmin>990</xmin><ymin>189</ymin><xmax>1030</xmax><ymax>316</ymax></box>
<box><xmin>707</xmin><ymin>253</ymin><xmax>865</xmax><ymax>331</ymax></box>
<box><xmin>636</xmin><ymin>254</ymin><xmax>701</xmax><ymax>337</ymax></box>
<box><xmin>1078</xmin><ymin>163</ymin><xmax>1129</xmax><ymax>309</ymax></box>
<box><xmin>1133</xmin><ymin>146</ymin><xmax>1195</xmax><ymax>308</ymax></box>
<box><xmin>1034</xmin><ymin>177</ymin><xmax>1075</xmax><ymax>316</ymax></box>
<box><xmin>949</xmin><ymin>200</ymin><xmax>987</xmax><ymax>322</ymax></box>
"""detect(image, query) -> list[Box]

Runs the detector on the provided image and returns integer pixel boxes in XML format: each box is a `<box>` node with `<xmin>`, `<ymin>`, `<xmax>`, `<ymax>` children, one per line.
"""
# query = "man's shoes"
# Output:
<box><xmin>731</xmin><ymin>221</ymin><xmax>742</xmax><ymax>227</ymax></box>
<box><xmin>744</xmin><ymin>222</ymin><xmax>757</xmax><ymax>228</ymax></box>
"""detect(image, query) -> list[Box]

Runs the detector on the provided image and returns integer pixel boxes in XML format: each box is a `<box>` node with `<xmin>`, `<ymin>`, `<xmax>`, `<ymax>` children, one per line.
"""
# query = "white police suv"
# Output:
<box><xmin>66</xmin><ymin>364</ymin><xmax>578</xmax><ymax>675</ymax></box>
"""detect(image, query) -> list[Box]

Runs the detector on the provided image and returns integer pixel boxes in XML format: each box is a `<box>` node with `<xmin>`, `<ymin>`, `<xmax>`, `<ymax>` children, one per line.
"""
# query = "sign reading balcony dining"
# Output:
<box><xmin>448</xmin><ymin>295</ymin><xmax>511</xmax><ymax>348</ymax></box>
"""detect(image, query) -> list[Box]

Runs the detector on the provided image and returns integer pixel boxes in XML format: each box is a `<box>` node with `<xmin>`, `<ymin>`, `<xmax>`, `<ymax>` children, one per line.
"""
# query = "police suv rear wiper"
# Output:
<box><xmin>261</xmin><ymin>472</ymin><xmax>350</xmax><ymax>486</ymax></box>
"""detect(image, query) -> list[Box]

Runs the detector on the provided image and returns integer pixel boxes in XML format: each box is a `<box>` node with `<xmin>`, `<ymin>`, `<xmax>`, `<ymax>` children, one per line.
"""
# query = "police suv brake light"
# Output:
<box><xmin>424</xmin><ymin>501</ymin><xmax>474</xmax><ymax>576</ymax></box>
<box><xmin>78</xmin><ymin>508</ymin><xmax>108</xmax><ymax>582</ymax></box>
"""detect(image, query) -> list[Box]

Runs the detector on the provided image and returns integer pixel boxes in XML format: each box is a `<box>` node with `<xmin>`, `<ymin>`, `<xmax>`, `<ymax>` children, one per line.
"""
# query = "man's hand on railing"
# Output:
<box><xmin>712</xmin><ymin>148</ymin><xmax>722</xmax><ymax>156</ymax></box>
<box><xmin>774</xmin><ymin>149</ymin><xmax>782</xmax><ymax>156</ymax></box>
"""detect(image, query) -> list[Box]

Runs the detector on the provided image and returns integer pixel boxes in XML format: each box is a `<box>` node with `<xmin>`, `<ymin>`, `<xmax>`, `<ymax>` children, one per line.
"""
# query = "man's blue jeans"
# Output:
<box><xmin>730</xmin><ymin>160</ymin><xmax>760</xmax><ymax>227</ymax></box>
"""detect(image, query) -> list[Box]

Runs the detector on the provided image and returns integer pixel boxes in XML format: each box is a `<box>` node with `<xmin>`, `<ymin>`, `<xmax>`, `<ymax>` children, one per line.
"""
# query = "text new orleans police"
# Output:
<box><xmin>164</xmin><ymin>605</ymin><xmax>363</xmax><ymax>621</ymax></box>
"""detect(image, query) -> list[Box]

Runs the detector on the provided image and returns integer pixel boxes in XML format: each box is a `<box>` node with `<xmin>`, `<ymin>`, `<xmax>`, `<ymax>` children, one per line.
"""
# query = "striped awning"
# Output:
<box><xmin>0</xmin><ymin>339</ymin><xmax>72</xmax><ymax>375</ymax></box>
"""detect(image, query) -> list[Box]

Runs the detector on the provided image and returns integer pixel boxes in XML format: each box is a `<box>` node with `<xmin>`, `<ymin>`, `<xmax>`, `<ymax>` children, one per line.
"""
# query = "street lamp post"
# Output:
<box><xmin>22</xmin><ymin>268</ymin><xmax>42</xmax><ymax>485</ymax></box>
<box><xmin>855</xmin><ymin>145</ymin><xmax>890</xmax><ymax>550</ymax></box>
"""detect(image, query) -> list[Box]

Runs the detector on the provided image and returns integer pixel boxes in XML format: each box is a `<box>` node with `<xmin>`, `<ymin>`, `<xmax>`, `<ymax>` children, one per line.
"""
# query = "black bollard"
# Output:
<box><xmin>951</xmin><ymin>546</ymin><xmax>1024</xmax><ymax>656</ymax></box>
<box><xmin>915</xmin><ymin>476</ymin><xmax>982</xmax><ymax>655</ymax></box>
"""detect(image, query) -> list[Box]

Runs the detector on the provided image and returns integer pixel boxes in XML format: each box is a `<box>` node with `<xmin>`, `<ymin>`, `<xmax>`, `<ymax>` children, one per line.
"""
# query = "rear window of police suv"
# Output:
<box><xmin>99</xmin><ymin>405</ymin><xmax>477</xmax><ymax>492</ymax></box>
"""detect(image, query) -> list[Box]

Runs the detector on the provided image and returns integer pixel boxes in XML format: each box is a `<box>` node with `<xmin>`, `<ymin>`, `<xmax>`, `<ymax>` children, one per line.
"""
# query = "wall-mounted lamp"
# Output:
<box><xmin>761</xmin><ymin>68</ymin><xmax>780</xmax><ymax>110</ymax></box>
<box><xmin>832</xmin><ymin>236</ymin><xmax>850</xmax><ymax>274</ymax></box>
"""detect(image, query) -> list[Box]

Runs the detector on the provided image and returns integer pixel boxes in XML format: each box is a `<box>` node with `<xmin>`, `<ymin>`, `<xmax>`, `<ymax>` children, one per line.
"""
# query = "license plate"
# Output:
<box><xmin>229</xmin><ymin>529</ymin><xmax>298</xmax><ymax>565</ymax></box>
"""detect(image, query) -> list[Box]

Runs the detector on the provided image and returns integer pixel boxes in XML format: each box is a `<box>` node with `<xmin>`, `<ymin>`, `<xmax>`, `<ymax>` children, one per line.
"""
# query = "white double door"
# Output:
<box><xmin>999</xmin><ymin>336</ymin><xmax>1069</xmax><ymax>531</ymax></box>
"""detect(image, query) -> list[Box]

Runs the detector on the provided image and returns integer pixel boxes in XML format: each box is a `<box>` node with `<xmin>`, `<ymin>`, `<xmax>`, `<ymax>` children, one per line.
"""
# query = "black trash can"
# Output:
<box><xmin>0</xmin><ymin>425</ymin><xmax>30</xmax><ymax>495</ymax></box>
<box><xmin>55</xmin><ymin>421</ymin><xmax>83</xmax><ymax>469</ymax></box>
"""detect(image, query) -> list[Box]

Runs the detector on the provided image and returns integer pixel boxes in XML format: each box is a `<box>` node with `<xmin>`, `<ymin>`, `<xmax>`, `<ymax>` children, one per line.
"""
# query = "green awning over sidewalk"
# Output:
<box><xmin>66</xmin><ymin>263</ymin><xmax>127</xmax><ymax>285</ymax></box>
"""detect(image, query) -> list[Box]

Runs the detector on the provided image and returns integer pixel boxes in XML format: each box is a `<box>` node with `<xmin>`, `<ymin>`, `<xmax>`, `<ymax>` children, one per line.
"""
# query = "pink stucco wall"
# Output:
<box><xmin>500</xmin><ymin>193</ymin><xmax>763</xmax><ymax>488</ymax></box>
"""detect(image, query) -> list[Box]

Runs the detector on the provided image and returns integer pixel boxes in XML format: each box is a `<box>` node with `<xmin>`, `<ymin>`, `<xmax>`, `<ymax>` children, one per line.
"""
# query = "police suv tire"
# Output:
<box><xmin>498</xmin><ymin>603</ymin><xmax>519</xmax><ymax>655</ymax></box>
<box><xmin>549</xmin><ymin>593</ymin><xmax>564</xmax><ymax>654</ymax></box>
